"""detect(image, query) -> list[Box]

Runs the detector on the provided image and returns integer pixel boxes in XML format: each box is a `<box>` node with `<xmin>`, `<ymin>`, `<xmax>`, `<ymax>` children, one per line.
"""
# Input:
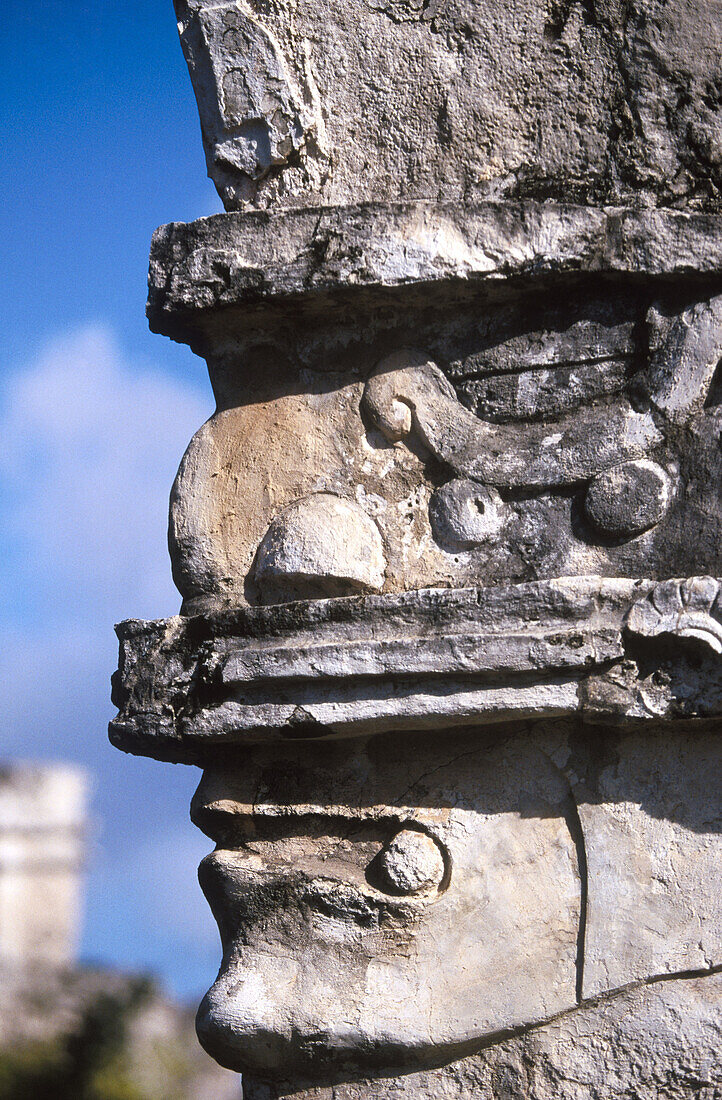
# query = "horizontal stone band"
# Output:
<box><xmin>147</xmin><ymin>201</ymin><xmax>722</xmax><ymax>343</ymax></box>
<box><xmin>110</xmin><ymin>576</ymin><xmax>722</xmax><ymax>762</ymax></box>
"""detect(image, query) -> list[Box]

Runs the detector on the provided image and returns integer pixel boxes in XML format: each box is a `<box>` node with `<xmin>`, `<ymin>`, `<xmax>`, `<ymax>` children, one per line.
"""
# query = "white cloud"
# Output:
<box><xmin>0</xmin><ymin>325</ymin><xmax>216</xmax><ymax>992</ymax></box>
<box><xmin>0</xmin><ymin>324</ymin><xmax>211</xmax><ymax>625</ymax></box>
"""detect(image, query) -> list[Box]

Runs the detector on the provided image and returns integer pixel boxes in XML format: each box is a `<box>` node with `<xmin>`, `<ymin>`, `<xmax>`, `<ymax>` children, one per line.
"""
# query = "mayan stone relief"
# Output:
<box><xmin>112</xmin><ymin>2</ymin><xmax>722</xmax><ymax>1096</ymax></box>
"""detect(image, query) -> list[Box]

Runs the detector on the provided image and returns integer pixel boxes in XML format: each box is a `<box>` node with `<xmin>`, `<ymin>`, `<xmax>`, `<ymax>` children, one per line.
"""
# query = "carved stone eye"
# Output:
<box><xmin>429</xmin><ymin>478</ymin><xmax>509</xmax><ymax>550</ymax></box>
<box><xmin>371</xmin><ymin>828</ymin><xmax>447</xmax><ymax>896</ymax></box>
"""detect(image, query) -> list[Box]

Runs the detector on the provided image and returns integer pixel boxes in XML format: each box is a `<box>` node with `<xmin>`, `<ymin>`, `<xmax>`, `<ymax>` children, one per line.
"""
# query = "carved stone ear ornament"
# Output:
<box><xmin>362</xmin><ymin>349</ymin><xmax>673</xmax><ymax>548</ymax></box>
<box><xmin>428</xmin><ymin>479</ymin><xmax>510</xmax><ymax>550</ymax></box>
<box><xmin>626</xmin><ymin>576</ymin><xmax>722</xmax><ymax>655</ymax></box>
<box><xmin>584</xmin><ymin>460</ymin><xmax>672</xmax><ymax>538</ymax></box>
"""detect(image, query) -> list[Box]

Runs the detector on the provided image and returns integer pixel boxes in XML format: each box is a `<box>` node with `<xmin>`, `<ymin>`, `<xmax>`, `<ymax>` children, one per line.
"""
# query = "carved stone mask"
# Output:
<box><xmin>112</xmin><ymin>1</ymin><xmax>722</xmax><ymax>1093</ymax></box>
<box><xmin>190</xmin><ymin>729</ymin><xmax>580</xmax><ymax>1075</ymax></box>
<box><xmin>188</xmin><ymin>722</ymin><xmax>721</xmax><ymax>1080</ymax></box>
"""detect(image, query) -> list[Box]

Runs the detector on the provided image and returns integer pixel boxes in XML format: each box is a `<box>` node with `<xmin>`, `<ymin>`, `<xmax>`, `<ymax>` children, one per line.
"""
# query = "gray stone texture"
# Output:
<box><xmin>110</xmin><ymin>0</ymin><xmax>722</xmax><ymax>1094</ymax></box>
<box><xmin>110</xmin><ymin>578</ymin><xmax>722</xmax><ymax>758</ymax></box>
<box><xmin>146</xmin><ymin>203</ymin><xmax>722</xmax><ymax>335</ymax></box>
<box><xmin>174</xmin><ymin>0</ymin><xmax>722</xmax><ymax>213</ymax></box>
<box><xmin>254</xmin><ymin>493</ymin><xmax>386</xmax><ymax>602</ymax></box>
<box><xmin>139</xmin><ymin>204</ymin><xmax>722</xmax><ymax>618</ymax></box>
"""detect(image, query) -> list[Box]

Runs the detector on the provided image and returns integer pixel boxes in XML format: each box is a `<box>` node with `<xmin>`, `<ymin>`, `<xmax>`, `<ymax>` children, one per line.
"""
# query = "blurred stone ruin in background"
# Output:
<box><xmin>0</xmin><ymin>764</ymin><xmax>238</xmax><ymax>1099</ymax></box>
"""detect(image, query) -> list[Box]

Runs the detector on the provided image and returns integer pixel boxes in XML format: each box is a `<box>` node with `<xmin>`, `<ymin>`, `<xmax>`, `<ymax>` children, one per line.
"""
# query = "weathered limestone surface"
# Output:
<box><xmin>174</xmin><ymin>0</ymin><xmax>722</xmax><ymax>212</ymax></box>
<box><xmin>111</xmin><ymin>1</ymin><xmax>722</xmax><ymax>1094</ymax></box>
<box><xmin>242</xmin><ymin>972</ymin><xmax>722</xmax><ymax>1099</ymax></box>
<box><xmin>185</xmin><ymin>721</ymin><xmax>721</xmax><ymax>1084</ymax></box>
<box><xmin>147</xmin><ymin>202</ymin><xmax>722</xmax><ymax>339</ymax></box>
<box><xmin>111</xmin><ymin>577</ymin><xmax>722</xmax><ymax>756</ymax></box>
<box><xmin>192</xmin><ymin>726</ymin><xmax>582</xmax><ymax>1076</ymax></box>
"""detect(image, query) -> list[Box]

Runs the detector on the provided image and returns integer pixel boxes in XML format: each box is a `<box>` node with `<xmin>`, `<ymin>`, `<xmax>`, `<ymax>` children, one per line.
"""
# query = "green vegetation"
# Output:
<box><xmin>0</xmin><ymin>978</ymin><xmax>153</xmax><ymax>1100</ymax></box>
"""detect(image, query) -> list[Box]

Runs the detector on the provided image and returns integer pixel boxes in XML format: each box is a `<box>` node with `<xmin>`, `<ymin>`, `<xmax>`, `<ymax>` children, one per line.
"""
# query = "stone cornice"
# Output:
<box><xmin>147</xmin><ymin>201</ymin><xmax>722</xmax><ymax>348</ymax></box>
<box><xmin>110</xmin><ymin>576</ymin><xmax>722</xmax><ymax>763</ymax></box>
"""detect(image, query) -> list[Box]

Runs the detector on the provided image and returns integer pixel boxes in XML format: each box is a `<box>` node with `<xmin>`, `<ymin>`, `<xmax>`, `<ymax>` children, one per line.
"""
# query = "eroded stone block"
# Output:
<box><xmin>242</xmin><ymin>971</ymin><xmax>722</xmax><ymax>1098</ymax></box>
<box><xmin>175</xmin><ymin>0</ymin><xmax>722</xmax><ymax>213</ymax></box>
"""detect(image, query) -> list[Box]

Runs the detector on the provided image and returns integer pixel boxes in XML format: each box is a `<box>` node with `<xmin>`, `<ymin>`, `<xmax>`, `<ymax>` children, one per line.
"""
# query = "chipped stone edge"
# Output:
<box><xmin>110</xmin><ymin>576</ymin><xmax>722</xmax><ymax>763</ymax></box>
<box><xmin>146</xmin><ymin>201</ymin><xmax>722</xmax><ymax>342</ymax></box>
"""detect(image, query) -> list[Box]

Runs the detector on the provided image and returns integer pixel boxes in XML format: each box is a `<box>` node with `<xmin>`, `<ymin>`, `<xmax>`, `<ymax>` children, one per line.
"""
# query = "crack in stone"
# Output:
<box><xmin>537</xmin><ymin>748</ymin><xmax>589</xmax><ymax>1005</ymax></box>
<box><xmin>394</xmin><ymin>741</ymin><xmax>498</xmax><ymax>807</ymax></box>
<box><xmin>563</xmin><ymin>789</ymin><xmax>589</xmax><ymax>1004</ymax></box>
<box><xmin>464</xmin><ymin>960</ymin><xmax>722</xmax><ymax>1057</ymax></box>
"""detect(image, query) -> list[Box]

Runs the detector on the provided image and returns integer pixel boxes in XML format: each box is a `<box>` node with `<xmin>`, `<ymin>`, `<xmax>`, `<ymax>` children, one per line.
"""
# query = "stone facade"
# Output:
<box><xmin>0</xmin><ymin>764</ymin><xmax>86</xmax><ymax>971</ymax></box>
<box><xmin>175</xmin><ymin>0</ymin><xmax>722</xmax><ymax>213</ymax></box>
<box><xmin>112</xmin><ymin>2</ymin><xmax>722</xmax><ymax>1095</ymax></box>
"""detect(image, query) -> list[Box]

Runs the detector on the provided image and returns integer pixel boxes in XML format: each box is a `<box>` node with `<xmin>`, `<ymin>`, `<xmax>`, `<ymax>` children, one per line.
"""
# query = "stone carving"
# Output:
<box><xmin>191</xmin><ymin>729</ymin><xmax>583</xmax><ymax>1076</ymax></box>
<box><xmin>241</xmin><ymin>973</ymin><xmax>722</xmax><ymax>1099</ymax></box>
<box><xmin>112</xmin><ymin>1</ymin><xmax>722</xmax><ymax>1094</ymax></box>
<box><xmin>362</xmin><ymin>349</ymin><xmax>661</xmax><ymax>490</ymax></box>
<box><xmin>645</xmin><ymin>296</ymin><xmax>722</xmax><ymax>425</ymax></box>
<box><xmin>254</xmin><ymin>494</ymin><xmax>386</xmax><ymax>602</ymax></box>
<box><xmin>144</xmin><ymin>205</ymin><xmax>722</xmax><ymax>614</ymax></box>
<box><xmin>428</xmin><ymin>479</ymin><xmax>509</xmax><ymax>550</ymax></box>
<box><xmin>174</xmin><ymin>1</ymin><xmax>320</xmax><ymax>206</ymax></box>
<box><xmin>111</xmin><ymin>576</ymin><xmax>722</xmax><ymax>753</ymax></box>
<box><xmin>173</xmin><ymin>0</ymin><xmax>722</xmax><ymax>213</ymax></box>
<box><xmin>186</xmin><ymin>722</ymin><xmax>721</xmax><ymax>1086</ymax></box>
<box><xmin>358</xmin><ymin>297</ymin><xmax>718</xmax><ymax>553</ymax></box>
<box><xmin>627</xmin><ymin>576</ymin><xmax>722</xmax><ymax>655</ymax></box>
<box><xmin>371</xmin><ymin>828</ymin><xmax>447</xmax><ymax>896</ymax></box>
<box><xmin>583</xmin><ymin>460</ymin><xmax>672</xmax><ymax>538</ymax></box>
<box><xmin>363</xmin><ymin>347</ymin><xmax>675</xmax><ymax>547</ymax></box>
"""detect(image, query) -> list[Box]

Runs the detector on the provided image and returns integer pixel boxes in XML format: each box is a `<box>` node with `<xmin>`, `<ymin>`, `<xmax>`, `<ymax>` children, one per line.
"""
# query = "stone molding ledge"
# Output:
<box><xmin>110</xmin><ymin>576</ymin><xmax>722</xmax><ymax>762</ymax></box>
<box><xmin>147</xmin><ymin>201</ymin><xmax>722</xmax><ymax>344</ymax></box>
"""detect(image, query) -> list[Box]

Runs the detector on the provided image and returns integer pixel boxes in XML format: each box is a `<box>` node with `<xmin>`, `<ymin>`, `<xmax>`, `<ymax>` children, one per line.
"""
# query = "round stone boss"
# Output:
<box><xmin>584</xmin><ymin>460</ymin><xmax>672</xmax><ymax>538</ymax></box>
<box><xmin>374</xmin><ymin>827</ymin><xmax>447</xmax><ymax>896</ymax></box>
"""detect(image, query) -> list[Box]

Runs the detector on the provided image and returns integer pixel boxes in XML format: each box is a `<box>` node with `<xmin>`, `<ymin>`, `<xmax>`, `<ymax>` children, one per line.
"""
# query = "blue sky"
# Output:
<box><xmin>1</xmin><ymin>2</ymin><xmax>229</xmax><ymax>997</ymax></box>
